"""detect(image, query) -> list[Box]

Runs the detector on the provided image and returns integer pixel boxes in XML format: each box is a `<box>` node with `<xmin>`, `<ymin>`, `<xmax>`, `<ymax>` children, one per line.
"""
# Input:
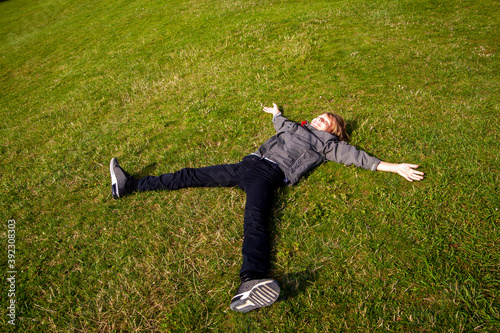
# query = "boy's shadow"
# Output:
<box><xmin>346</xmin><ymin>119</ymin><xmax>358</xmax><ymax>140</ymax></box>
<box><xmin>135</xmin><ymin>162</ymin><xmax>158</xmax><ymax>178</ymax></box>
<box><xmin>277</xmin><ymin>267</ymin><xmax>320</xmax><ymax>302</ymax></box>
<box><xmin>269</xmin><ymin>187</ymin><xmax>320</xmax><ymax>302</ymax></box>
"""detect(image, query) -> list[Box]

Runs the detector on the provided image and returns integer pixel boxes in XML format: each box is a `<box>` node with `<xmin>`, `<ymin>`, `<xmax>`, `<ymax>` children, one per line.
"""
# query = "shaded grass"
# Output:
<box><xmin>1</xmin><ymin>0</ymin><xmax>499</xmax><ymax>331</ymax></box>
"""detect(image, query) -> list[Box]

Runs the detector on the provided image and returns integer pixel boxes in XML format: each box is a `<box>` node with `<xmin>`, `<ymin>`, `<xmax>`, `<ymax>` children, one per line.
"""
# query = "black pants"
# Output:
<box><xmin>137</xmin><ymin>155</ymin><xmax>286</xmax><ymax>279</ymax></box>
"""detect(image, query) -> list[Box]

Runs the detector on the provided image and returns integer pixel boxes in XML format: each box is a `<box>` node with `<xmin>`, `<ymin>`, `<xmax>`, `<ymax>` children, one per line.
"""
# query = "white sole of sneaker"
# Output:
<box><xmin>230</xmin><ymin>280</ymin><xmax>280</xmax><ymax>313</ymax></box>
<box><xmin>110</xmin><ymin>158</ymin><xmax>120</xmax><ymax>198</ymax></box>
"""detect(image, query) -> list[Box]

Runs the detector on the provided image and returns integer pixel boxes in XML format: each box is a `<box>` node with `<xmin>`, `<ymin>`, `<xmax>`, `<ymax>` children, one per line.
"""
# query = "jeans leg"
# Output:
<box><xmin>240</xmin><ymin>180</ymin><xmax>276</xmax><ymax>277</ymax></box>
<box><xmin>137</xmin><ymin>163</ymin><xmax>243</xmax><ymax>192</ymax></box>
<box><xmin>239</xmin><ymin>159</ymin><xmax>285</xmax><ymax>278</ymax></box>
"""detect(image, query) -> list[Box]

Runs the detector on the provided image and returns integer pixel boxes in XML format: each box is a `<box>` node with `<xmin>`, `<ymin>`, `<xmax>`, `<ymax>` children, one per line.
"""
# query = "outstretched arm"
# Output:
<box><xmin>376</xmin><ymin>161</ymin><xmax>424</xmax><ymax>182</ymax></box>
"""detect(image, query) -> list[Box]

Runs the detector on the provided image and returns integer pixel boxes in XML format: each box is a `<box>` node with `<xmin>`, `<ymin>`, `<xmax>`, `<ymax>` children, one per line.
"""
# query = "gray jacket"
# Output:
<box><xmin>253</xmin><ymin>113</ymin><xmax>381</xmax><ymax>185</ymax></box>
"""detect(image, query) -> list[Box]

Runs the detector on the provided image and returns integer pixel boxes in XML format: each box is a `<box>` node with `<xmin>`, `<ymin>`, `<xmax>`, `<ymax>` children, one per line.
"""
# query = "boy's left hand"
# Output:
<box><xmin>396</xmin><ymin>164</ymin><xmax>425</xmax><ymax>182</ymax></box>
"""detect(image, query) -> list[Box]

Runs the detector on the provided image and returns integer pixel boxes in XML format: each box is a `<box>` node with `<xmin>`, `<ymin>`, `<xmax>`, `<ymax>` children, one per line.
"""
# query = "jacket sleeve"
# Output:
<box><xmin>324</xmin><ymin>141</ymin><xmax>381</xmax><ymax>171</ymax></box>
<box><xmin>271</xmin><ymin>112</ymin><xmax>295</xmax><ymax>132</ymax></box>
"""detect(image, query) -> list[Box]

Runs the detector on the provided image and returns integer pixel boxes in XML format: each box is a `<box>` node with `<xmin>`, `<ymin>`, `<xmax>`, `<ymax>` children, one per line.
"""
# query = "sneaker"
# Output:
<box><xmin>230</xmin><ymin>279</ymin><xmax>280</xmax><ymax>313</ymax></box>
<box><xmin>110</xmin><ymin>158</ymin><xmax>131</xmax><ymax>199</ymax></box>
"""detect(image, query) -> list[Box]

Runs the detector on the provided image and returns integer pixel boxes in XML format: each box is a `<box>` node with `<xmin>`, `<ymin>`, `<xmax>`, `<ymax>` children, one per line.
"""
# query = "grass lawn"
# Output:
<box><xmin>1</xmin><ymin>0</ymin><xmax>499</xmax><ymax>331</ymax></box>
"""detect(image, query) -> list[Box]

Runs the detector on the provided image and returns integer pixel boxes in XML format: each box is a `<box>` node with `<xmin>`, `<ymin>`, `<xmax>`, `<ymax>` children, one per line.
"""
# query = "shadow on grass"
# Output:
<box><xmin>277</xmin><ymin>268</ymin><xmax>320</xmax><ymax>302</ymax></box>
<box><xmin>135</xmin><ymin>162</ymin><xmax>158</xmax><ymax>178</ymax></box>
<box><xmin>345</xmin><ymin>118</ymin><xmax>358</xmax><ymax>141</ymax></box>
<box><xmin>268</xmin><ymin>187</ymin><xmax>320</xmax><ymax>302</ymax></box>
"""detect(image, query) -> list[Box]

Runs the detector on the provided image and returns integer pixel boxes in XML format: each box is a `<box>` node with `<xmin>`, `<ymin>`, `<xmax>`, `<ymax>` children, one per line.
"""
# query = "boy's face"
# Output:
<box><xmin>311</xmin><ymin>114</ymin><xmax>333</xmax><ymax>133</ymax></box>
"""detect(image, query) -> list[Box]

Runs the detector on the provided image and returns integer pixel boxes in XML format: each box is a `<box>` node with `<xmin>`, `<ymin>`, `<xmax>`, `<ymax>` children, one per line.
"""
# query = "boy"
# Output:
<box><xmin>110</xmin><ymin>103</ymin><xmax>424</xmax><ymax>313</ymax></box>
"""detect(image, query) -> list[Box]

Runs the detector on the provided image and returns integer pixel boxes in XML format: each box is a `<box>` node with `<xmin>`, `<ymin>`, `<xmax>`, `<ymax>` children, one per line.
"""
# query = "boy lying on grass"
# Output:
<box><xmin>109</xmin><ymin>103</ymin><xmax>424</xmax><ymax>313</ymax></box>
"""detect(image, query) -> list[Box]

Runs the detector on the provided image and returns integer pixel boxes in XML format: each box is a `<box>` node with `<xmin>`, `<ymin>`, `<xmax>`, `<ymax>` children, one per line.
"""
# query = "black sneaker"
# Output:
<box><xmin>230</xmin><ymin>279</ymin><xmax>280</xmax><ymax>313</ymax></box>
<box><xmin>110</xmin><ymin>158</ymin><xmax>131</xmax><ymax>199</ymax></box>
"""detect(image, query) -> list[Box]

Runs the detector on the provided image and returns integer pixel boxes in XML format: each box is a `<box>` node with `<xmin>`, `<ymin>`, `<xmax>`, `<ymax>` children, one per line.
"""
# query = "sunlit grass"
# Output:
<box><xmin>1</xmin><ymin>0</ymin><xmax>499</xmax><ymax>331</ymax></box>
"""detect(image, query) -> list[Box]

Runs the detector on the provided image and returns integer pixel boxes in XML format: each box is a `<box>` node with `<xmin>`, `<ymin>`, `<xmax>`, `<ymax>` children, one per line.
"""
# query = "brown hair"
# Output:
<box><xmin>324</xmin><ymin>113</ymin><xmax>349</xmax><ymax>142</ymax></box>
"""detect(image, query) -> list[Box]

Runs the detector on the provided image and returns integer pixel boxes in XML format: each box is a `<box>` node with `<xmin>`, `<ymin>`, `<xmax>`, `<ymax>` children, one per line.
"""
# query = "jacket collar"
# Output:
<box><xmin>303</xmin><ymin>124</ymin><xmax>339</xmax><ymax>143</ymax></box>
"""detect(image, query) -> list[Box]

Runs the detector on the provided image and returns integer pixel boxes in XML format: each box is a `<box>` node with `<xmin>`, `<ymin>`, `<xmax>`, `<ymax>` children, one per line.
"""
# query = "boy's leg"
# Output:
<box><xmin>230</xmin><ymin>157</ymin><xmax>284</xmax><ymax>313</ymax></box>
<box><xmin>239</xmin><ymin>179</ymin><xmax>276</xmax><ymax>278</ymax></box>
<box><xmin>112</xmin><ymin>157</ymin><xmax>283</xmax><ymax>313</ymax></box>
<box><xmin>110</xmin><ymin>158</ymin><xmax>244</xmax><ymax>198</ymax></box>
<box><xmin>137</xmin><ymin>164</ymin><xmax>242</xmax><ymax>192</ymax></box>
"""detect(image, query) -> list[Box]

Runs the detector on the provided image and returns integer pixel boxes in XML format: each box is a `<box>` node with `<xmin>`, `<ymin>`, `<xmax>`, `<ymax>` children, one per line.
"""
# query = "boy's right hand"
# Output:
<box><xmin>263</xmin><ymin>103</ymin><xmax>280</xmax><ymax>115</ymax></box>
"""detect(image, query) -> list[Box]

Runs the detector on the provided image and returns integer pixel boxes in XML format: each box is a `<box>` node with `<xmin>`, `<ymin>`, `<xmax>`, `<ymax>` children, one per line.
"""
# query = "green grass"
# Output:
<box><xmin>1</xmin><ymin>0</ymin><xmax>499</xmax><ymax>331</ymax></box>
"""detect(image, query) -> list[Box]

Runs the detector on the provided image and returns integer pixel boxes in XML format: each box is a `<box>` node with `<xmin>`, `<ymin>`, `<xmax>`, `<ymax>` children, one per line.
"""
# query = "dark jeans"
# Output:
<box><xmin>137</xmin><ymin>155</ymin><xmax>286</xmax><ymax>279</ymax></box>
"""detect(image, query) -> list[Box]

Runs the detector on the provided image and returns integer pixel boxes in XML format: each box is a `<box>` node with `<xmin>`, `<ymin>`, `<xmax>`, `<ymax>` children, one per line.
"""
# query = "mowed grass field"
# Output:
<box><xmin>1</xmin><ymin>0</ymin><xmax>499</xmax><ymax>331</ymax></box>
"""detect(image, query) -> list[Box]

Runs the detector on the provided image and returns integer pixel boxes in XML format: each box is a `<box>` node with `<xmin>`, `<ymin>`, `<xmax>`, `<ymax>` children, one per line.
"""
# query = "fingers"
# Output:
<box><xmin>406</xmin><ymin>168</ymin><xmax>424</xmax><ymax>181</ymax></box>
<box><xmin>399</xmin><ymin>164</ymin><xmax>424</xmax><ymax>182</ymax></box>
<box><xmin>410</xmin><ymin>172</ymin><xmax>424</xmax><ymax>181</ymax></box>
<box><xmin>402</xmin><ymin>172</ymin><xmax>413</xmax><ymax>182</ymax></box>
<box><xmin>263</xmin><ymin>103</ymin><xmax>279</xmax><ymax>114</ymax></box>
<box><xmin>409</xmin><ymin>167</ymin><xmax>425</xmax><ymax>180</ymax></box>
